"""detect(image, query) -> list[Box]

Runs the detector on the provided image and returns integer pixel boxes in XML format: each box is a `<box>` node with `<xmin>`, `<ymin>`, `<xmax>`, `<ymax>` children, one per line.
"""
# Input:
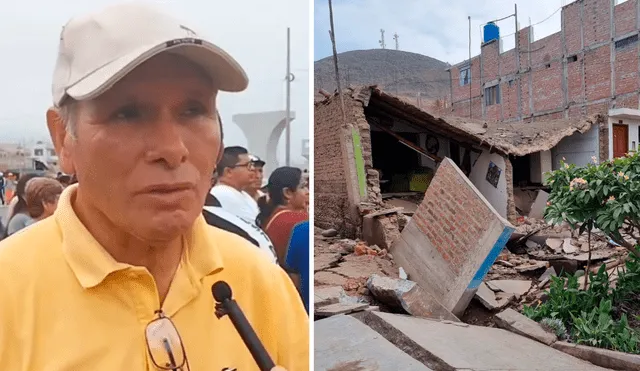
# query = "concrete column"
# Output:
<box><xmin>232</xmin><ymin>110</ymin><xmax>296</xmax><ymax>179</ymax></box>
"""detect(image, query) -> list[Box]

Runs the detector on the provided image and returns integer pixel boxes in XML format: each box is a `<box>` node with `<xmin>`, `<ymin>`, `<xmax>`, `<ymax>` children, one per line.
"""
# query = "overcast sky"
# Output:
<box><xmin>315</xmin><ymin>0</ymin><xmax>572</xmax><ymax>65</ymax></box>
<box><xmin>0</xmin><ymin>0</ymin><xmax>309</xmax><ymax>164</ymax></box>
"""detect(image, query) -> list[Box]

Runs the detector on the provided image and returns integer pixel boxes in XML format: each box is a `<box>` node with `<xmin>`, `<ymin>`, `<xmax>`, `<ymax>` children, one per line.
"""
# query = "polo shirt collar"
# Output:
<box><xmin>55</xmin><ymin>184</ymin><xmax>224</xmax><ymax>289</ymax></box>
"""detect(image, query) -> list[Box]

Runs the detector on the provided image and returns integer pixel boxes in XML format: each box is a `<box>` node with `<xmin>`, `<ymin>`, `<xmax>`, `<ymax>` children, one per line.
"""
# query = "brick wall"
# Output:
<box><xmin>314</xmin><ymin>92</ymin><xmax>384</xmax><ymax>237</ymax></box>
<box><xmin>314</xmin><ymin>95</ymin><xmax>358</xmax><ymax>233</ymax></box>
<box><xmin>449</xmin><ymin>0</ymin><xmax>640</xmax><ymax>121</ymax></box>
<box><xmin>411</xmin><ymin>159</ymin><xmax>494</xmax><ymax>274</ymax></box>
<box><xmin>599</xmin><ymin>119</ymin><xmax>609</xmax><ymax>161</ymax></box>
<box><xmin>449</xmin><ymin>54</ymin><xmax>483</xmax><ymax>119</ymax></box>
<box><xmin>614</xmin><ymin>45</ymin><xmax>639</xmax><ymax>96</ymax></box>
<box><xmin>615</xmin><ymin>0</ymin><xmax>636</xmax><ymax>36</ymax></box>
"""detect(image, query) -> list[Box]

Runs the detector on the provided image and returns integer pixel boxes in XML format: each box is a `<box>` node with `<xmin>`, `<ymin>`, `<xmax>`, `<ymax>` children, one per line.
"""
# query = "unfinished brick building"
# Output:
<box><xmin>449</xmin><ymin>0</ymin><xmax>640</xmax><ymax>122</ymax></box>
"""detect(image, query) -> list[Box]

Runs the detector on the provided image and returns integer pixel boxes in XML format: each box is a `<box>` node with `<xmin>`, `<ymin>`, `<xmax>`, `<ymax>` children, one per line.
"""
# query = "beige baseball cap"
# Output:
<box><xmin>52</xmin><ymin>2</ymin><xmax>249</xmax><ymax>107</ymax></box>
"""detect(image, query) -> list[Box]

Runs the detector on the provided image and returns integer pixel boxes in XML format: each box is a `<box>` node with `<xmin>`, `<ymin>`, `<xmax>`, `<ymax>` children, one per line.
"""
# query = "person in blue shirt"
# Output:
<box><xmin>285</xmin><ymin>221</ymin><xmax>310</xmax><ymax>314</ymax></box>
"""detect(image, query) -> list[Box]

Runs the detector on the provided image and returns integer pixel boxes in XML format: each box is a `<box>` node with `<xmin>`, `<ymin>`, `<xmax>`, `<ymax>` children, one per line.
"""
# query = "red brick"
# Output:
<box><xmin>614</xmin><ymin>0</ymin><xmax>636</xmax><ymax>37</ymax></box>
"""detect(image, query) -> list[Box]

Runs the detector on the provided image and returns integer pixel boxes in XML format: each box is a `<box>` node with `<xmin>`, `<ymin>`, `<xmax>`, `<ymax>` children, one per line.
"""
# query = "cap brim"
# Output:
<box><xmin>64</xmin><ymin>38</ymin><xmax>248</xmax><ymax>104</ymax></box>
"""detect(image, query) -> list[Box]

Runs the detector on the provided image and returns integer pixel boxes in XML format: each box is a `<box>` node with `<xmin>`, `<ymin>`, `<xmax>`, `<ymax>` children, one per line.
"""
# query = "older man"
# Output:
<box><xmin>0</xmin><ymin>3</ymin><xmax>306</xmax><ymax>371</ymax></box>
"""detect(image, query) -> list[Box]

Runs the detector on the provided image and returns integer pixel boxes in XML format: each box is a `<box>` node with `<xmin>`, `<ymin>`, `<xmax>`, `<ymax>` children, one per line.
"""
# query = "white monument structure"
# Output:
<box><xmin>233</xmin><ymin>110</ymin><xmax>296</xmax><ymax>179</ymax></box>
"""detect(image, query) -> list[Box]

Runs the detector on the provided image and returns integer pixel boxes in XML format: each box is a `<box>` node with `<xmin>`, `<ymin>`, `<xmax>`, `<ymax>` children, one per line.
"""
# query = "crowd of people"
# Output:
<box><xmin>203</xmin><ymin>146</ymin><xmax>310</xmax><ymax>311</ymax></box>
<box><xmin>0</xmin><ymin>172</ymin><xmax>70</xmax><ymax>238</ymax></box>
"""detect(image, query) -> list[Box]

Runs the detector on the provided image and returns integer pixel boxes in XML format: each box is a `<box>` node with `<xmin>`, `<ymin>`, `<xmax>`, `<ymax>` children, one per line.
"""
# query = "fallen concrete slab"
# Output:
<box><xmin>515</xmin><ymin>260</ymin><xmax>547</xmax><ymax>272</ymax></box>
<box><xmin>552</xmin><ymin>341</ymin><xmax>640</xmax><ymax>371</ymax></box>
<box><xmin>486</xmin><ymin>279</ymin><xmax>532</xmax><ymax>296</ymax></box>
<box><xmin>315</xmin><ymin>286</ymin><xmax>345</xmax><ymax>307</ymax></box>
<box><xmin>529</xmin><ymin>190</ymin><xmax>549</xmax><ymax>219</ymax></box>
<box><xmin>315</xmin><ymin>302</ymin><xmax>368</xmax><ymax>317</ymax></box>
<box><xmin>475</xmin><ymin>282</ymin><xmax>513</xmax><ymax>311</ymax></box>
<box><xmin>494</xmin><ymin>308</ymin><xmax>557</xmax><ymax>346</ymax></box>
<box><xmin>390</xmin><ymin>158</ymin><xmax>515</xmax><ymax>317</ymax></box>
<box><xmin>315</xmin><ymin>253</ymin><xmax>342</xmax><ymax>272</ymax></box>
<box><xmin>360</xmin><ymin>311</ymin><xmax>608</xmax><ymax>370</ymax></box>
<box><xmin>367</xmin><ymin>274</ymin><xmax>460</xmax><ymax>322</ymax></box>
<box><xmin>314</xmin><ymin>315</ymin><xmax>433</xmax><ymax>371</ymax></box>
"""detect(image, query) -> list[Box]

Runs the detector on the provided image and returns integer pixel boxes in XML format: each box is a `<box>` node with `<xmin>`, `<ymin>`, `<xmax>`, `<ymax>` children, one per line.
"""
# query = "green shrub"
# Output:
<box><xmin>523</xmin><ymin>153</ymin><xmax>640</xmax><ymax>353</ymax></box>
<box><xmin>545</xmin><ymin>153</ymin><xmax>640</xmax><ymax>257</ymax></box>
<box><xmin>523</xmin><ymin>261</ymin><xmax>640</xmax><ymax>353</ymax></box>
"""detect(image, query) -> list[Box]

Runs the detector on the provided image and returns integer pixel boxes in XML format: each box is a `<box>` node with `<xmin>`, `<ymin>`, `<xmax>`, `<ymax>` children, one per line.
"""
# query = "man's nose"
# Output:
<box><xmin>144</xmin><ymin>115</ymin><xmax>189</xmax><ymax>168</ymax></box>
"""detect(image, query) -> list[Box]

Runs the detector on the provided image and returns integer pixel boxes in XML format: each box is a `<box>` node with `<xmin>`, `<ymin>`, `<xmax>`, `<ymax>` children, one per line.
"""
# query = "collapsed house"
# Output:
<box><xmin>314</xmin><ymin>85</ymin><xmax>605</xmax><ymax>237</ymax></box>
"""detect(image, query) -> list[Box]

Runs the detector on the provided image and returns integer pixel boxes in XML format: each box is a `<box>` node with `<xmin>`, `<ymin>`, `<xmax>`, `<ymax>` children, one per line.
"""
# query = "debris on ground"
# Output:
<box><xmin>314</xmin><ymin>227</ymin><xmax>398</xmax><ymax>317</ymax></box>
<box><xmin>314</xmin><ymin>159</ymin><xmax>629</xmax><ymax>334</ymax></box>
<box><xmin>315</xmin><ymin>214</ymin><xmax>630</xmax><ymax>326</ymax></box>
<box><xmin>366</xmin><ymin>274</ymin><xmax>459</xmax><ymax>321</ymax></box>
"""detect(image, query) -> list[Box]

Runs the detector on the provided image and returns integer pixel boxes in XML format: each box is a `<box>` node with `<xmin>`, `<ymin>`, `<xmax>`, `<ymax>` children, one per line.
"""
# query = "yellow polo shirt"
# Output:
<box><xmin>0</xmin><ymin>185</ymin><xmax>309</xmax><ymax>370</ymax></box>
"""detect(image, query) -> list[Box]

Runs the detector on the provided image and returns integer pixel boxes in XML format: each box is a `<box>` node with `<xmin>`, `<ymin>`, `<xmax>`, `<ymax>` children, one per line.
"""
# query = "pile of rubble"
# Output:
<box><xmin>314</xmin><ymin>216</ymin><xmax>631</xmax><ymax>322</ymax></box>
<box><xmin>477</xmin><ymin>217</ymin><xmax>630</xmax><ymax>314</ymax></box>
<box><xmin>314</xmin><ymin>226</ymin><xmax>400</xmax><ymax>317</ymax></box>
<box><xmin>314</xmin><ymin>158</ymin><xmax>632</xmax><ymax>328</ymax></box>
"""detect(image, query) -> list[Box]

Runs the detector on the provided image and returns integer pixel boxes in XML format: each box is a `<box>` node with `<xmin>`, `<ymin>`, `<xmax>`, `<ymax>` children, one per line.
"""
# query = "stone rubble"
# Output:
<box><xmin>316</xmin><ymin>214</ymin><xmax>630</xmax><ymax>322</ymax></box>
<box><xmin>315</xmin><ymin>179</ymin><xmax>636</xmax><ymax>368</ymax></box>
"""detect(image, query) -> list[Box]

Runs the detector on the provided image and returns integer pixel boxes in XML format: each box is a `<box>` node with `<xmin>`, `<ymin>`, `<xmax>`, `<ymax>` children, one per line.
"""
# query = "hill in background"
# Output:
<box><xmin>314</xmin><ymin>49</ymin><xmax>452</xmax><ymax>107</ymax></box>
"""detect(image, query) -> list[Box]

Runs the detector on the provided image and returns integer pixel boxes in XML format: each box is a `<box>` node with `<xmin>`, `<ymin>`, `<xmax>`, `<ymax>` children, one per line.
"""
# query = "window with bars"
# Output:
<box><xmin>459</xmin><ymin>67</ymin><xmax>471</xmax><ymax>86</ymax></box>
<box><xmin>484</xmin><ymin>85</ymin><xmax>500</xmax><ymax>106</ymax></box>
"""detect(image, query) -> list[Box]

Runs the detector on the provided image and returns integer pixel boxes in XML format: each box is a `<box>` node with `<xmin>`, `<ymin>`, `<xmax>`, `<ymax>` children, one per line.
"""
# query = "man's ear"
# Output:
<box><xmin>46</xmin><ymin>107</ymin><xmax>75</xmax><ymax>175</ymax></box>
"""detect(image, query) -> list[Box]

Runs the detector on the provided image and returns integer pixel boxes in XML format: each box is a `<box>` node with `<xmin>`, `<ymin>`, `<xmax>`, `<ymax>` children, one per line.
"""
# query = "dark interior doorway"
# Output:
<box><xmin>510</xmin><ymin>154</ymin><xmax>532</xmax><ymax>187</ymax></box>
<box><xmin>370</xmin><ymin>129</ymin><xmax>424</xmax><ymax>193</ymax></box>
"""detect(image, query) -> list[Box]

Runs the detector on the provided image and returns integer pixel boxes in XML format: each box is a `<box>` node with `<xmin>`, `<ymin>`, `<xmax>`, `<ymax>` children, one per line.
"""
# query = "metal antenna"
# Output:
<box><xmin>393</xmin><ymin>33</ymin><xmax>399</xmax><ymax>50</ymax></box>
<box><xmin>379</xmin><ymin>29</ymin><xmax>386</xmax><ymax>49</ymax></box>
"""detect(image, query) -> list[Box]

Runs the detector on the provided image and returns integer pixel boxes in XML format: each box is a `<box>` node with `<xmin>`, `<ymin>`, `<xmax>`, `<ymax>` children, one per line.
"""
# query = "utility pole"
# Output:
<box><xmin>285</xmin><ymin>27</ymin><xmax>293</xmax><ymax>166</ymax></box>
<box><xmin>379</xmin><ymin>29</ymin><xmax>386</xmax><ymax>49</ymax></box>
<box><xmin>468</xmin><ymin>16</ymin><xmax>472</xmax><ymax>119</ymax></box>
<box><xmin>328</xmin><ymin>0</ymin><xmax>346</xmax><ymax>122</ymax></box>
<box><xmin>393</xmin><ymin>33</ymin><xmax>399</xmax><ymax>50</ymax></box>
<box><xmin>515</xmin><ymin>3</ymin><xmax>521</xmax><ymax>120</ymax></box>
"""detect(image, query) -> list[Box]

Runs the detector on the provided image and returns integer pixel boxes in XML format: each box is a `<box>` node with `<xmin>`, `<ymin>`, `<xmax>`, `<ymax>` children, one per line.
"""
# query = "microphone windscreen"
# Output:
<box><xmin>212</xmin><ymin>281</ymin><xmax>233</xmax><ymax>302</ymax></box>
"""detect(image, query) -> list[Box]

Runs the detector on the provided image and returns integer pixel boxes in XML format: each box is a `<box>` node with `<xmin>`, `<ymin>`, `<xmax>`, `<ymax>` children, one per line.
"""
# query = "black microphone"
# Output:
<box><xmin>212</xmin><ymin>281</ymin><xmax>276</xmax><ymax>371</ymax></box>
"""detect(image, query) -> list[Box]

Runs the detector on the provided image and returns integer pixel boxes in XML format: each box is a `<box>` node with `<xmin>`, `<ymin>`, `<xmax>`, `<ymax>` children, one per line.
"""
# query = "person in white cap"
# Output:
<box><xmin>0</xmin><ymin>3</ymin><xmax>306</xmax><ymax>371</ymax></box>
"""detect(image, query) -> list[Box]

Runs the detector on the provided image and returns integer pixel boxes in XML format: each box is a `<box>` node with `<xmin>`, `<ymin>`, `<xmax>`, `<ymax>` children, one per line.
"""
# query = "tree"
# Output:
<box><xmin>545</xmin><ymin>153</ymin><xmax>640</xmax><ymax>265</ymax></box>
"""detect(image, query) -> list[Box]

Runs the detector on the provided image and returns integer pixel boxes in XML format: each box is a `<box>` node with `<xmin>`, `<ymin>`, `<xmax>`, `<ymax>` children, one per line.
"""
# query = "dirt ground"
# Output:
<box><xmin>314</xmin><ymin>226</ymin><xmax>504</xmax><ymax>324</ymax></box>
<box><xmin>314</xmin><ymin>220</ymin><xmax>629</xmax><ymax>328</ymax></box>
<box><xmin>314</xmin><ymin>228</ymin><xmax>398</xmax><ymax>297</ymax></box>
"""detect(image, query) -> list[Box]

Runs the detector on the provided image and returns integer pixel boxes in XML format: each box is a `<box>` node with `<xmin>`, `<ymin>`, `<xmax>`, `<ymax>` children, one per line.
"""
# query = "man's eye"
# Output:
<box><xmin>113</xmin><ymin>107</ymin><xmax>141</xmax><ymax>121</ymax></box>
<box><xmin>184</xmin><ymin>106</ymin><xmax>205</xmax><ymax>116</ymax></box>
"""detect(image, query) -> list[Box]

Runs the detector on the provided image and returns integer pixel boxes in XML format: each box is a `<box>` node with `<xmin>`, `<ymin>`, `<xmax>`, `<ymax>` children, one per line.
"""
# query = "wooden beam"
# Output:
<box><xmin>369</xmin><ymin>120</ymin><xmax>441</xmax><ymax>163</ymax></box>
<box><xmin>367</xmin><ymin>96</ymin><xmax>503</xmax><ymax>154</ymax></box>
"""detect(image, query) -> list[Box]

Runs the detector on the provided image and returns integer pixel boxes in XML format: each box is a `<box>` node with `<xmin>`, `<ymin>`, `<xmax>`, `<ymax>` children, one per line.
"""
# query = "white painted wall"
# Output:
<box><xmin>418</xmin><ymin>133</ymin><xmax>449</xmax><ymax>169</ymax></box>
<box><xmin>552</xmin><ymin>125</ymin><xmax>599</xmax><ymax>170</ymax></box>
<box><xmin>529</xmin><ymin>151</ymin><xmax>552</xmax><ymax>184</ymax></box>
<box><xmin>469</xmin><ymin>151</ymin><xmax>509</xmax><ymax>218</ymax></box>
<box><xmin>607</xmin><ymin>116</ymin><xmax>640</xmax><ymax>159</ymax></box>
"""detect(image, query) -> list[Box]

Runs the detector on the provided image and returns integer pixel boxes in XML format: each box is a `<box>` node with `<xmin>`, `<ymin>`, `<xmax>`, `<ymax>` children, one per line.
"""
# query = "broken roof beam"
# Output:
<box><xmin>367</xmin><ymin>96</ymin><xmax>493</xmax><ymax>152</ymax></box>
<box><xmin>365</xmin><ymin>104</ymin><xmax>468</xmax><ymax>146</ymax></box>
<box><xmin>370</xmin><ymin>120</ymin><xmax>441</xmax><ymax>163</ymax></box>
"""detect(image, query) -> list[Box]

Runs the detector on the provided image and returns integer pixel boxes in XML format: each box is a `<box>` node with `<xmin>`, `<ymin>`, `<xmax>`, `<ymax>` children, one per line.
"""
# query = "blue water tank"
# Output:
<box><xmin>484</xmin><ymin>22</ymin><xmax>500</xmax><ymax>43</ymax></box>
